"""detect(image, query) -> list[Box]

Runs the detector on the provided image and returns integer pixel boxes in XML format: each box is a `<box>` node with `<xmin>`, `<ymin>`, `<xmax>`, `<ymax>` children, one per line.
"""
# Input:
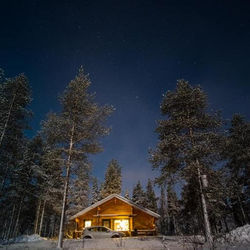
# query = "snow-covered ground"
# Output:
<box><xmin>0</xmin><ymin>236</ymin><xmax>202</xmax><ymax>250</ymax></box>
<box><xmin>212</xmin><ymin>224</ymin><xmax>250</xmax><ymax>249</ymax></box>
<box><xmin>2</xmin><ymin>234</ymin><xmax>46</xmax><ymax>244</ymax></box>
<box><xmin>0</xmin><ymin>234</ymin><xmax>47</xmax><ymax>245</ymax></box>
<box><xmin>216</xmin><ymin>224</ymin><xmax>250</xmax><ymax>244</ymax></box>
<box><xmin>1</xmin><ymin>225</ymin><xmax>249</xmax><ymax>249</ymax></box>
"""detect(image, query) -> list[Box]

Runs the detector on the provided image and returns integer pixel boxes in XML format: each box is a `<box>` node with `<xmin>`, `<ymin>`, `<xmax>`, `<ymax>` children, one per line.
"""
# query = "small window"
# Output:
<box><xmin>84</xmin><ymin>220</ymin><xmax>92</xmax><ymax>228</ymax></box>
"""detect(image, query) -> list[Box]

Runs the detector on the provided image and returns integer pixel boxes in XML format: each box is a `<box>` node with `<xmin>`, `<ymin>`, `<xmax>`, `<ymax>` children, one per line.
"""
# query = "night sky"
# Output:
<box><xmin>1</xmin><ymin>0</ymin><xmax>250</xmax><ymax>194</ymax></box>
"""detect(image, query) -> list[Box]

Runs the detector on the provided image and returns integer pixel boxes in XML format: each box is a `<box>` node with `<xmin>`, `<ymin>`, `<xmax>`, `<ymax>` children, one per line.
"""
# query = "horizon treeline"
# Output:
<box><xmin>0</xmin><ymin>68</ymin><xmax>249</xmax><ymax>246</ymax></box>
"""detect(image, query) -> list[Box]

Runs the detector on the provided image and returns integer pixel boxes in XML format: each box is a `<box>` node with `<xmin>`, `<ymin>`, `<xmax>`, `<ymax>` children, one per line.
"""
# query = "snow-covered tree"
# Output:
<box><xmin>0</xmin><ymin>72</ymin><xmax>31</xmax><ymax>147</ymax></box>
<box><xmin>42</xmin><ymin>67</ymin><xmax>113</xmax><ymax>248</ymax></box>
<box><xmin>67</xmin><ymin>162</ymin><xmax>91</xmax><ymax>217</ymax></box>
<box><xmin>150</xmin><ymin>80</ymin><xmax>223</xmax><ymax>245</ymax></box>
<box><xmin>0</xmin><ymin>71</ymin><xmax>32</xmax><ymax>239</ymax></box>
<box><xmin>100</xmin><ymin>159</ymin><xmax>122</xmax><ymax>199</ymax></box>
<box><xmin>167</xmin><ymin>184</ymin><xmax>180</xmax><ymax>235</ymax></box>
<box><xmin>132</xmin><ymin>181</ymin><xmax>146</xmax><ymax>207</ymax></box>
<box><xmin>91</xmin><ymin>177</ymin><xmax>100</xmax><ymax>204</ymax></box>
<box><xmin>145</xmin><ymin>179</ymin><xmax>158</xmax><ymax>212</ymax></box>
<box><xmin>0</xmin><ymin>71</ymin><xmax>31</xmax><ymax>195</ymax></box>
<box><xmin>223</xmin><ymin>114</ymin><xmax>250</xmax><ymax>226</ymax></box>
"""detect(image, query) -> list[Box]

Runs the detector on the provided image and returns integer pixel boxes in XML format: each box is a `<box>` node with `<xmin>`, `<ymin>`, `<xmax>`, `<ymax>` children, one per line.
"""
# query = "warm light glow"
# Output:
<box><xmin>84</xmin><ymin>220</ymin><xmax>91</xmax><ymax>227</ymax></box>
<box><xmin>114</xmin><ymin>219</ymin><xmax>129</xmax><ymax>231</ymax></box>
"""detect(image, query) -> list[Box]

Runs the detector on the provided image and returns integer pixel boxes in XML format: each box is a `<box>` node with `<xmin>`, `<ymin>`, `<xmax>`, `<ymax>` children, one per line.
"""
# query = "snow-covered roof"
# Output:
<box><xmin>70</xmin><ymin>194</ymin><xmax>160</xmax><ymax>220</ymax></box>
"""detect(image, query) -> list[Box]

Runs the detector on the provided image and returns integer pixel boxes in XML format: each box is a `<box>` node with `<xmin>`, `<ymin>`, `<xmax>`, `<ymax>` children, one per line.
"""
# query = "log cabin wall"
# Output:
<box><xmin>133</xmin><ymin>207</ymin><xmax>155</xmax><ymax>230</ymax></box>
<box><xmin>71</xmin><ymin>195</ymin><xmax>159</xmax><ymax>237</ymax></box>
<box><xmin>76</xmin><ymin>198</ymin><xmax>132</xmax><ymax>230</ymax></box>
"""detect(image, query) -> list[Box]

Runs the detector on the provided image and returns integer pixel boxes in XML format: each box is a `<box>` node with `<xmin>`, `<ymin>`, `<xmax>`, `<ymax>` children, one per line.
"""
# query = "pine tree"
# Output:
<box><xmin>42</xmin><ymin>67</ymin><xmax>113</xmax><ymax>248</ymax></box>
<box><xmin>223</xmin><ymin>114</ymin><xmax>250</xmax><ymax>225</ymax></box>
<box><xmin>100</xmin><ymin>159</ymin><xmax>122</xmax><ymax>199</ymax></box>
<box><xmin>0</xmin><ymin>72</ymin><xmax>31</xmax><ymax>195</ymax></box>
<box><xmin>0</xmin><ymin>72</ymin><xmax>31</xmax><ymax>147</ymax></box>
<box><xmin>0</xmin><ymin>136</ymin><xmax>45</xmax><ymax>238</ymax></box>
<box><xmin>0</xmin><ymin>71</ymin><xmax>32</xmax><ymax>239</ymax></box>
<box><xmin>145</xmin><ymin>179</ymin><xmax>158</xmax><ymax>212</ymax></box>
<box><xmin>150</xmin><ymin>80</ymin><xmax>223</xmax><ymax>245</ymax></box>
<box><xmin>132</xmin><ymin>181</ymin><xmax>146</xmax><ymax>207</ymax></box>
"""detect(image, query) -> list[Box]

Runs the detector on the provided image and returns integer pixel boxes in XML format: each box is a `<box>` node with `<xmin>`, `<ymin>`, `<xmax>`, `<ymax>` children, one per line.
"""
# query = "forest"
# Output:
<box><xmin>0</xmin><ymin>67</ymin><xmax>249</xmax><ymax>248</ymax></box>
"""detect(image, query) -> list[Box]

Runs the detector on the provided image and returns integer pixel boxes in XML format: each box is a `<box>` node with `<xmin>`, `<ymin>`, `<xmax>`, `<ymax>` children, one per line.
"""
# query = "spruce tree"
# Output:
<box><xmin>100</xmin><ymin>159</ymin><xmax>122</xmax><ymax>198</ymax></box>
<box><xmin>91</xmin><ymin>177</ymin><xmax>100</xmax><ymax>204</ymax></box>
<box><xmin>167</xmin><ymin>184</ymin><xmax>180</xmax><ymax>235</ymax></box>
<box><xmin>68</xmin><ymin>162</ymin><xmax>90</xmax><ymax>216</ymax></box>
<box><xmin>132</xmin><ymin>181</ymin><xmax>146</xmax><ymax>207</ymax></box>
<box><xmin>145</xmin><ymin>179</ymin><xmax>158</xmax><ymax>212</ymax></box>
<box><xmin>150</xmin><ymin>80</ymin><xmax>222</xmax><ymax>245</ymax></box>
<box><xmin>42</xmin><ymin>67</ymin><xmax>113</xmax><ymax>248</ymax></box>
<box><xmin>179</xmin><ymin>176</ymin><xmax>203</xmax><ymax>235</ymax></box>
<box><xmin>223</xmin><ymin>114</ymin><xmax>250</xmax><ymax>225</ymax></box>
<box><xmin>1</xmin><ymin>136</ymin><xmax>44</xmax><ymax>238</ymax></box>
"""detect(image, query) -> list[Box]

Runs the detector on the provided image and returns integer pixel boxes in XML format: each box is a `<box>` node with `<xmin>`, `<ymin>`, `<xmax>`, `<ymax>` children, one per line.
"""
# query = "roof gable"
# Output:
<box><xmin>70</xmin><ymin>194</ymin><xmax>160</xmax><ymax>220</ymax></box>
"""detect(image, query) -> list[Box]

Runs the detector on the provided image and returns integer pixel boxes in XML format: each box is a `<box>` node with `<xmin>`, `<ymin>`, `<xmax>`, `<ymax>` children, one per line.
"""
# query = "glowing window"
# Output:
<box><xmin>84</xmin><ymin>220</ymin><xmax>91</xmax><ymax>227</ymax></box>
<box><xmin>114</xmin><ymin>219</ymin><xmax>129</xmax><ymax>231</ymax></box>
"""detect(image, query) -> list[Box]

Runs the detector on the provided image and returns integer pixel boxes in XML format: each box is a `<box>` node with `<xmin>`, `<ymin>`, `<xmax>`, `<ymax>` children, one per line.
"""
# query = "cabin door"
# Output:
<box><xmin>102</xmin><ymin>219</ymin><xmax>111</xmax><ymax>229</ymax></box>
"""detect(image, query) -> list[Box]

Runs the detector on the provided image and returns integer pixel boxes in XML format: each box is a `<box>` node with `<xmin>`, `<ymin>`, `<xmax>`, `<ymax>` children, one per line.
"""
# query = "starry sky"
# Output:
<box><xmin>1</xmin><ymin>0</ymin><xmax>250</xmax><ymax>195</ymax></box>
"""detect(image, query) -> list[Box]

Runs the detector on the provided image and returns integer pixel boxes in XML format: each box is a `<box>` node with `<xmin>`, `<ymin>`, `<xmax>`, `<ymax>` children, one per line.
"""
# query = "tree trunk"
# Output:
<box><xmin>48</xmin><ymin>215</ymin><xmax>55</xmax><ymax>238</ymax></box>
<box><xmin>237</xmin><ymin>192</ymin><xmax>247</xmax><ymax>225</ymax></box>
<box><xmin>13</xmin><ymin>198</ymin><xmax>23</xmax><ymax>238</ymax></box>
<box><xmin>172</xmin><ymin>215</ymin><xmax>177</xmax><ymax>235</ymax></box>
<box><xmin>57</xmin><ymin>124</ymin><xmax>75</xmax><ymax>249</ymax></box>
<box><xmin>39</xmin><ymin>199</ymin><xmax>46</xmax><ymax>236</ymax></box>
<box><xmin>34</xmin><ymin>199</ymin><xmax>41</xmax><ymax>234</ymax></box>
<box><xmin>0</xmin><ymin>92</ymin><xmax>17</xmax><ymax>147</ymax></box>
<box><xmin>52</xmin><ymin>216</ymin><xmax>56</xmax><ymax>238</ymax></box>
<box><xmin>57</xmin><ymin>159</ymin><xmax>71</xmax><ymax>248</ymax></box>
<box><xmin>223</xmin><ymin>216</ymin><xmax>229</xmax><ymax>233</ymax></box>
<box><xmin>6</xmin><ymin>204</ymin><xmax>15</xmax><ymax>241</ymax></box>
<box><xmin>1</xmin><ymin>219</ymin><xmax>8</xmax><ymax>240</ymax></box>
<box><xmin>188</xmin><ymin>126</ymin><xmax>213</xmax><ymax>245</ymax></box>
<box><xmin>44</xmin><ymin>218</ymin><xmax>49</xmax><ymax>237</ymax></box>
<box><xmin>197</xmin><ymin>163</ymin><xmax>213</xmax><ymax>246</ymax></box>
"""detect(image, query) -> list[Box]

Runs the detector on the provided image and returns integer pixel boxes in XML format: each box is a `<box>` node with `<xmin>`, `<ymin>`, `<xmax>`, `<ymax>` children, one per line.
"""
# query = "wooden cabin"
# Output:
<box><xmin>69</xmin><ymin>194</ymin><xmax>160</xmax><ymax>237</ymax></box>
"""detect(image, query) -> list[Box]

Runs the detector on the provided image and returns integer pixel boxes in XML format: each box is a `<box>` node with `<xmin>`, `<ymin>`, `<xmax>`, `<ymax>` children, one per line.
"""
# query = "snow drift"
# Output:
<box><xmin>217</xmin><ymin>224</ymin><xmax>250</xmax><ymax>244</ymax></box>
<box><xmin>4</xmin><ymin>234</ymin><xmax>46</xmax><ymax>244</ymax></box>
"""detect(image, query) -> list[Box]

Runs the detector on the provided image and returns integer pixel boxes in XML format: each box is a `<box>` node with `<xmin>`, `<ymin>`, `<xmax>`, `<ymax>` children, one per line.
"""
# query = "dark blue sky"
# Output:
<box><xmin>1</xmin><ymin>0</ymin><xmax>250</xmax><ymax>194</ymax></box>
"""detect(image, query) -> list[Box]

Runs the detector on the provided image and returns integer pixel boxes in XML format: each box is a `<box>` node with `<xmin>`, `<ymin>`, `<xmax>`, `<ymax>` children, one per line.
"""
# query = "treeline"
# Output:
<box><xmin>0</xmin><ymin>68</ymin><xmax>249</xmax><ymax>246</ymax></box>
<box><xmin>150</xmin><ymin>80</ymin><xmax>250</xmax><ymax>245</ymax></box>
<box><xmin>0</xmin><ymin>68</ymin><xmax>113</xmax><ymax>247</ymax></box>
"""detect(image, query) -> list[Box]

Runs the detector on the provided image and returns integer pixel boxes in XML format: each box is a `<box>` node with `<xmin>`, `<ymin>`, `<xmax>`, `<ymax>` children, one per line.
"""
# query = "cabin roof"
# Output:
<box><xmin>70</xmin><ymin>194</ymin><xmax>160</xmax><ymax>220</ymax></box>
